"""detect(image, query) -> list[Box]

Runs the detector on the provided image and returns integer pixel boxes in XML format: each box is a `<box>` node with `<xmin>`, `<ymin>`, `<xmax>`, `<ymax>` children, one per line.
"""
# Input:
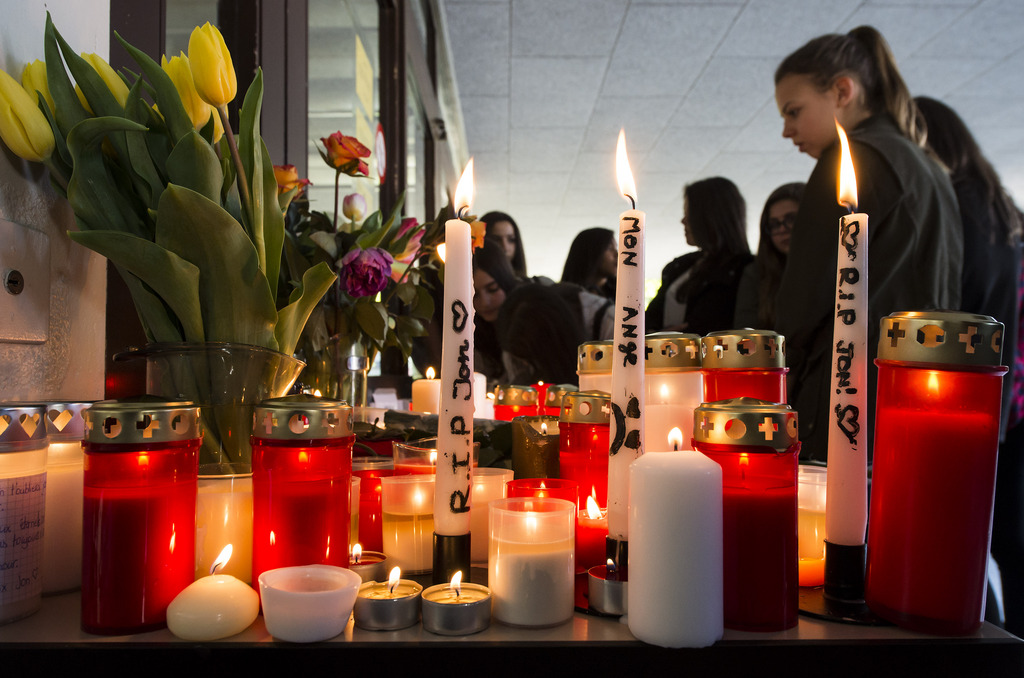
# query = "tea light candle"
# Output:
<box><xmin>353</xmin><ymin>566</ymin><xmax>424</xmax><ymax>630</ymax></box>
<box><xmin>411</xmin><ymin>367</ymin><xmax>441</xmax><ymax>413</ymax></box>
<box><xmin>349</xmin><ymin>543</ymin><xmax>390</xmax><ymax>583</ymax></box>
<box><xmin>258</xmin><ymin>564</ymin><xmax>362</xmax><ymax>643</ymax></box>
<box><xmin>588</xmin><ymin>562</ymin><xmax>628</xmax><ymax>616</ymax></box>
<box><xmin>422</xmin><ymin>571</ymin><xmax>492</xmax><ymax>635</ymax></box>
<box><xmin>167</xmin><ymin>545</ymin><xmax>260</xmax><ymax>641</ymax></box>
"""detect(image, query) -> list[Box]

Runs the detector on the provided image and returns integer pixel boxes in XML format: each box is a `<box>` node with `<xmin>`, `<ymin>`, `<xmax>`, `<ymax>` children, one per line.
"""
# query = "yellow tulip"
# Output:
<box><xmin>187</xmin><ymin>22</ymin><xmax>237</xmax><ymax>108</ymax></box>
<box><xmin>0</xmin><ymin>67</ymin><xmax>54</xmax><ymax>162</ymax></box>
<box><xmin>161</xmin><ymin>52</ymin><xmax>214</xmax><ymax>131</ymax></box>
<box><xmin>21</xmin><ymin>60</ymin><xmax>53</xmax><ymax>113</ymax></box>
<box><xmin>80</xmin><ymin>53</ymin><xmax>129</xmax><ymax>108</ymax></box>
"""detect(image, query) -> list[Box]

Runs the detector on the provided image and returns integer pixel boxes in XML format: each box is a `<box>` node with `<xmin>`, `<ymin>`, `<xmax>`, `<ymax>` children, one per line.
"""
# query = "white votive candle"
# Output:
<box><xmin>167</xmin><ymin>546</ymin><xmax>260</xmax><ymax>641</ymax></box>
<box><xmin>381</xmin><ymin>474</ymin><xmax>435</xmax><ymax>573</ymax></box>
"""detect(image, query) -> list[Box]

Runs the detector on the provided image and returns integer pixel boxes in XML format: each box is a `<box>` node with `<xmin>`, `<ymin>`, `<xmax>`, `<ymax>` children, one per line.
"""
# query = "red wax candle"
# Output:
<box><xmin>576</xmin><ymin>499</ymin><xmax>608</xmax><ymax>573</ymax></box>
<box><xmin>703</xmin><ymin>368</ymin><xmax>787</xmax><ymax>403</ymax></box>
<box><xmin>493</xmin><ymin>385</ymin><xmax>539</xmax><ymax>422</ymax></box>
<box><xmin>81</xmin><ymin>401</ymin><xmax>200</xmax><ymax>635</ymax></box>
<box><xmin>251</xmin><ymin>396</ymin><xmax>354</xmax><ymax>585</ymax></box>
<box><xmin>506</xmin><ymin>478</ymin><xmax>579</xmax><ymax>506</ymax></box>
<box><xmin>558</xmin><ymin>391</ymin><xmax>611</xmax><ymax>508</ymax></box>
<box><xmin>700</xmin><ymin>331</ymin><xmax>788</xmax><ymax>404</ymax></box>
<box><xmin>867</xmin><ymin>360</ymin><xmax>1004</xmax><ymax>635</ymax></box>
<box><xmin>353</xmin><ymin>457</ymin><xmax>394</xmax><ymax>553</ymax></box>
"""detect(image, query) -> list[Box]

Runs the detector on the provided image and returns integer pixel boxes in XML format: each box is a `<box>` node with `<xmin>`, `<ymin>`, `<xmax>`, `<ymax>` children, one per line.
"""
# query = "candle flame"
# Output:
<box><xmin>836</xmin><ymin>120</ymin><xmax>858</xmax><ymax>210</ymax></box>
<box><xmin>586</xmin><ymin>494</ymin><xmax>602</xmax><ymax>520</ymax></box>
<box><xmin>616</xmin><ymin>129</ymin><xmax>637</xmax><ymax>204</ymax></box>
<box><xmin>352</xmin><ymin>543</ymin><xmax>362</xmax><ymax>564</ymax></box>
<box><xmin>436</xmin><ymin>243</ymin><xmax>447</xmax><ymax>263</ymax></box>
<box><xmin>541</xmin><ymin>421</ymin><xmax>548</xmax><ymax>435</ymax></box>
<box><xmin>454</xmin><ymin>158</ymin><xmax>474</xmax><ymax>217</ymax></box>
<box><xmin>270</xmin><ymin>530</ymin><xmax>276</xmax><ymax>546</ymax></box>
<box><xmin>486</xmin><ymin>392</ymin><xmax>495</xmax><ymax>402</ymax></box>
<box><xmin>169</xmin><ymin>525</ymin><xmax>176</xmax><ymax>554</ymax></box>
<box><xmin>426</xmin><ymin>366</ymin><xmax>436</xmax><ymax>380</ymax></box>
<box><xmin>429</xmin><ymin>450</ymin><xmax>437</xmax><ymax>466</ymax></box>
<box><xmin>606</xmin><ymin>558</ymin><xmax>616</xmax><ymax>574</ymax></box>
<box><xmin>210</xmin><ymin>544</ymin><xmax>232</xmax><ymax>574</ymax></box>
<box><xmin>387</xmin><ymin>566</ymin><xmax>401</xmax><ymax>596</ymax></box>
<box><xmin>927</xmin><ymin>371</ymin><xmax>940</xmax><ymax>395</ymax></box>
<box><xmin>660</xmin><ymin>383</ymin><xmax>669</xmax><ymax>401</ymax></box>
<box><xmin>312</xmin><ymin>389</ymin><xmax>322</xmax><ymax>397</ymax></box>
<box><xmin>539</xmin><ymin>480</ymin><xmax>547</xmax><ymax>489</ymax></box>
<box><xmin>668</xmin><ymin>427</ymin><xmax>683</xmax><ymax>452</ymax></box>
<box><xmin>450</xmin><ymin>570</ymin><xmax>463</xmax><ymax>597</ymax></box>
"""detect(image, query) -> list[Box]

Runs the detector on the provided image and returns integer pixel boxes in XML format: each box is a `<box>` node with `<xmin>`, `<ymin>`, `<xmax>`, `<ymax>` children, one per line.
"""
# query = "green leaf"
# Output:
<box><xmin>274</xmin><ymin>262</ymin><xmax>337</xmax><ymax>355</ymax></box>
<box><xmin>116</xmin><ymin>267</ymin><xmax>182</xmax><ymax>344</ymax></box>
<box><xmin>68</xmin><ymin>230</ymin><xmax>205</xmax><ymax>342</ymax></box>
<box><xmin>115</xmin><ymin>30</ymin><xmax>194</xmax><ymax>144</ymax></box>
<box><xmin>259</xmin><ymin>140</ymin><xmax>284</xmax><ymax>299</ymax></box>
<box><xmin>354</xmin><ymin>299</ymin><xmax>389</xmax><ymax>343</ymax></box>
<box><xmin>309</xmin><ymin>232</ymin><xmax>339</xmax><ymax>258</ymax></box>
<box><xmin>123</xmin><ymin>79</ymin><xmax>166</xmax><ymax>209</ymax></box>
<box><xmin>412</xmin><ymin>285</ymin><xmax>435</xmax><ymax>318</ymax></box>
<box><xmin>239</xmin><ymin>69</ymin><xmax>265</xmax><ymax>271</ymax></box>
<box><xmin>66</xmin><ymin>116</ymin><xmax>150</xmax><ymax>236</ymax></box>
<box><xmin>395</xmin><ymin>281</ymin><xmax>417</xmax><ymax>305</ymax></box>
<box><xmin>44</xmin><ymin>14</ymin><xmax>88</xmax><ymax>139</ymax></box>
<box><xmin>165</xmin><ymin>130</ymin><xmax>223</xmax><ymax>203</ymax></box>
<box><xmin>357</xmin><ymin>193</ymin><xmax>406</xmax><ymax>250</ymax></box>
<box><xmin>35</xmin><ymin>91</ymin><xmax>72</xmax><ymax>171</ymax></box>
<box><xmin>155</xmin><ymin>185</ymin><xmax>278</xmax><ymax>348</ymax></box>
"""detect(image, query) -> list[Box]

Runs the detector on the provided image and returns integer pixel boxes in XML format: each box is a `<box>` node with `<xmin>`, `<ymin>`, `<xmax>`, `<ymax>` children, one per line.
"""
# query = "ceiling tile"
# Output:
<box><xmin>511</xmin><ymin>0</ymin><xmax>628</xmax><ymax>57</ymax></box>
<box><xmin>671</xmin><ymin>57</ymin><xmax>777</xmax><ymax>127</ymax></box>
<box><xmin>509</xmin><ymin>127</ymin><xmax>584</xmax><ymax>173</ymax></box>
<box><xmin>716</xmin><ymin>0</ymin><xmax>853</xmax><ymax>58</ymax></box>
<box><xmin>461</xmin><ymin>96</ymin><xmax>510</xmax><ymax>152</ymax></box>
<box><xmin>444</xmin><ymin>1</ymin><xmax>510</xmax><ymax>97</ymax></box>
<box><xmin>916</xmin><ymin>0</ymin><xmax>1024</xmax><ymax>59</ymax></box>
<box><xmin>510</xmin><ymin>57</ymin><xmax>608</xmax><ymax>128</ymax></box>
<box><xmin>643</xmin><ymin>126</ymin><xmax>737</xmax><ymax>174</ymax></box>
<box><xmin>581</xmin><ymin>96</ymin><xmax>681</xmax><ymax>153</ymax></box>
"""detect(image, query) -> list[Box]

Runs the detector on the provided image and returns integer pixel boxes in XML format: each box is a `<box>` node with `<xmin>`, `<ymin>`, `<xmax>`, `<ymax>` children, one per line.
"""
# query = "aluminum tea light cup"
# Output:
<box><xmin>353</xmin><ymin>566</ymin><xmax>423</xmax><ymax>630</ymax></box>
<box><xmin>421</xmin><ymin>571</ymin><xmax>492</xmax><ymax>635</ymax></box>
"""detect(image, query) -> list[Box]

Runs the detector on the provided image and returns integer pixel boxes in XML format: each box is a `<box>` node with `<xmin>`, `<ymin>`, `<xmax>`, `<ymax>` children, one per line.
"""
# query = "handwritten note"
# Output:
<box><xmin>0</xmin><ymin>473</ymin><xmax>46</xmax><ymax>606</ymax></box>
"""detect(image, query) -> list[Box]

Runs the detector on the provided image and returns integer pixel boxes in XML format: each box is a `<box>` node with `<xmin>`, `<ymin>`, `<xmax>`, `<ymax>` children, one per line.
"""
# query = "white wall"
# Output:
<box><xmin>0</xmin><ymin>1</ymin><xmax>109</xmax><ymax>401</ymax></box>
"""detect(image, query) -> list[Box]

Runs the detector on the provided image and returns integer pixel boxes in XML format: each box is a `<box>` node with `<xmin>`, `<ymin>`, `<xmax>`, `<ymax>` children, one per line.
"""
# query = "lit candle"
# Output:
<box><xmin>558</xmin><ymin>390</ymin><xmax>611</xmax><ymax>508</ymax></box>
<box><xmin>353</xmin><ymin>566</ymin><xmax>424</xmax><ymax>631</ymax></box>
<box><xmin>167</xmin><ymin>545</ymin><xmax>260</xmax><ymax>641</ymax></box>
<box><xmin>411</xmin><ymin>367</ymin><xmax>442</xmax><ymax>413</ymax></box>
<box><xmin>381</xmin><ymin>474</ymin><xmax>435</xmax><ymax>573</ymax></box>
<box><xmin>644</xmin><ymin>333</ymin><xmax>702</xmax><ymax>452</ymax></box>
<box><xmin>576</xmin><ymin>493</ymin><xmax>609</xmax><ymax>573</ymax></box>
<box><xmin>195</xmin><ymin>465</ymin><xmax>253</xmax><ymax>583</ymax></box>
<box><xmin>348</xmin><ymin>543</ymin><xmax>390</xmax><ymax>583</ymax></box>
<box><xmin>434</xmin><ymin>160</ymin><xmax>476</xmax><ymax>583</ymax></box>
<box><xmin>608</xmin><ymin>129</ymin><xmax>646</xmax><ymax>546</ymax></box>
<box><xmin>510</xmin><ymin>415</ymin><xmax>560</xmax><ymax>478</ymax></box>
<box><xmin>629</xmin><ymin>427</ymin><xmax>723</xmax><ymax>647</ymax></box>
<box><xmin>421</xmin><ymin>570</ymin><xmax>493</xmax><ymax>635</ymax></box>
<box><xmin>824</xmin><ymin>121</ymin><xmax>869</xmax><ymax>598</ymax></box>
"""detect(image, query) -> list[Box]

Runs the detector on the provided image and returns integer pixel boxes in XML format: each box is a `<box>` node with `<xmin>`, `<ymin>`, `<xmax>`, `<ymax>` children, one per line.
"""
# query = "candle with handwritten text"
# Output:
<box><xmin>824</xmin><ymin>121</ymin><xmax>868</xmax><ymax>600</ymax></box>
<box><xmin>607</xmin><ymin>129</ymin><xmax>645</xmax><ymax>547</ymax></box>
<box><xmin>434</xmin><ymin>160</ymin><xmax>476</xmax><ymax>583</ymax></box>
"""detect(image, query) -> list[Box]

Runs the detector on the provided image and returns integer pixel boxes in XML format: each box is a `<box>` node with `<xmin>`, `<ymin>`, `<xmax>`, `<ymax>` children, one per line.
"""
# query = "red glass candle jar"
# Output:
<box><xmin>646</xmin><ymin>332</ymin><xmax>703</xmax><ymax>451</ymax></box>
<box><xmin>252</xmin><ymin>395</ymin><xmax>354</xmax><ymax>585</ymax></box>
<box><xmin>493</xmin><ymin>385</ymin><xmax>539</xmax><ymax>421</ymax></box>
<box><xmin>694</xmin><ymin>398</ymin><xmax>800</xmax><ymax>631</ymax></box>
<box><xmin>866</xmin><ymin>311</ymin><xmax>1007</xmax><ymax>636</ymax></box>
<box><xmin>81</xmin><ymin>400</ymin><xmax>201</xmax><ymax>634</ymax></box>
<box><xmin>701</xmin><ymin>330</ymin><xmax>788</xmax><ymax>403</ymax></box>
<box><xmin>542</xmin><ymin>383</ymin><xmax>577</xmax><ymax>417</ymax></box>
<box><xmin>577</xmin><ymin>340</ymin><xmax>613</xmax><ymax>393</ymax></box>
<box><xmin>558</xmin><ymin>391</ymin><xmax>610</xmax><ymax>507</ymax></box>
<box><xmin>506</xmin><ymin>478</ymin><xmax>579</xmax><ymax>506</ymax></box>
<box><xmin>0</xmin><ymin>403</ymin><xmax>48</xmax><ymax>626</ymax></box>
<box><xmin>352</xmin><ymin>456</ymin><xmax>394</xmax><ymax>553</ymax></box>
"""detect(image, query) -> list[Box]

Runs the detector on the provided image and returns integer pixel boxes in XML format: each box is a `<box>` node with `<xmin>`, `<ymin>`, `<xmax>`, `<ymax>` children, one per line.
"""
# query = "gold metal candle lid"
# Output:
<box><xmin>646</xmin><ymin>332</ymin><xmax>701</xmax><ymax>370</ymax></box>
<box><xmin>494</xmin><ymin>385</ymin><xmax>538</xmax><ymax>407</ymax></box>
<box><xmin>544</xmin><ymin>383</ymin><xmax>578</xmax><ymax>410</ymax></box>
<box><xmin>252</xmin><ymin>394</ymin><xmax>355</xmax><ymax>440</ymax></box>
<box><xmin>43</xmin><ymin>401</ymin><xmax>93</xmax><ymax>441</ymax></box>
<box><xmin>83</xmin><ymin>399</ymin><xmax>201</xmax><ymax>444</ymax></box>
<box><xmin>559</xmin><ymin>391</ymin><xmax>612</xmax><ymax>424</ymax></box>
<box><xmin>0</xmin><ymin>402</ymin><xmax>48</xmax><ymax>451</ymax></box>
<box><xmin>700</xmin><ymin>330</ymin><xmax>786</xmax><ymax>369</ymax></box>
<box><xmin>877</xmin><ymin>311</ymin><xmax>1005</xmax><ymax>367</ymax></box>
<box><xmin>577</xmin><ymin>340</ymin><xmax>614</xmax><ymax>375</ymax></box>
<box><xmin>693</xmin><ymin>397</ymin><xmax>798</xmax><ymax>451</ymax></box>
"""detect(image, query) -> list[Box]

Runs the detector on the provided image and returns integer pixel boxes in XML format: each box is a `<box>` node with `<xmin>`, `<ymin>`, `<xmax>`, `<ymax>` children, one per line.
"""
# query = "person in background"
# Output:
<box><xmin>916</xmin><ymin>95</ymin><xmax>1024</xmax><ymax>632</ymax></box>
<box><xmin>734</xmin><ymin>183</ymin><xmax>805</xmax><ymax>329</ymax></box>
<box><xmin>497</xmin><ymin>282</ymin><xmax>585</xmax><ymax>385</ymax></box>
<box><xmin>646</xmin><ymin>176</ymin><xmax>752</xmax><ymax>336</ymax></box>
<box><xmin>772</xmin><ymin>25</ymin><xmax>962</xmax><ymax>462</ymax></box>
<box><xmin>561</xmin><ymin>227</ymin><xmax>617</xmax><ymax>299</ymax></box>
<box><xmin>482</xmin><ymin>211</ymin><xmax>528</xmax><ymax>278</ymax></box>
<box><xmin>473</xmin><ymin>239</ymin><xmax>522</xmax><ymax>388</ymax></box>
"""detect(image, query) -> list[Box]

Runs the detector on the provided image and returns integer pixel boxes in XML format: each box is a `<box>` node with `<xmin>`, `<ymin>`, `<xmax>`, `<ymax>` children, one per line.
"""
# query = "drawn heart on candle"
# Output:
<box><xmin>0</xmin><ymin>414</ymin><xmax>10</xmax><ymax>436</ymax></box>
<box><xmin>47</xmin><ymin>408</ymin><xmax>74</xmax><ymax>432</ymax></box>
<box><xmin>20</xmin><ymin>412</ymin><xmax>41</xmax><ymax>437</ymax></box>
<box><xmin>834</xmin><ymin>404</ymin><xmax>860</xmax><ymax>445</ymax></box>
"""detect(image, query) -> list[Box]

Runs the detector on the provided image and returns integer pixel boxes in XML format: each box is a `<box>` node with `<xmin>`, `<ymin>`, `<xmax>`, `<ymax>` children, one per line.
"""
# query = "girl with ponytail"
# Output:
<box><xmin>772</xmin><ymin>26</ymin><xmax>963</xmax><ymax>462</ymax></box>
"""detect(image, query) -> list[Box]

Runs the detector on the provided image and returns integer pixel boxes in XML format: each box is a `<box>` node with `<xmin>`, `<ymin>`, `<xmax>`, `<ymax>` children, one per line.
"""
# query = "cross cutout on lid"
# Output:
<box><xmin>958</xmin><ymin>325</ymin><xmax>981</xmax><ymax>354</ymax></box>
<box><xmin>887</xmin><ymin>321</ymin><xmax>906</xmax><ymax>348</ymax></box>
<box><xmin>758</xmin><ymin>416</ymin><xmax>777</xmax><ymax>441</ymax></box>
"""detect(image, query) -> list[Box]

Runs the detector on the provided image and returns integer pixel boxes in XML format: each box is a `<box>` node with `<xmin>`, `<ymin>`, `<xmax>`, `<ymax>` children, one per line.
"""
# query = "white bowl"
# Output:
<box><xmin>258</xmin><ymin>564</ymin><xmax>362</xmax><ymax>643</ymax></box>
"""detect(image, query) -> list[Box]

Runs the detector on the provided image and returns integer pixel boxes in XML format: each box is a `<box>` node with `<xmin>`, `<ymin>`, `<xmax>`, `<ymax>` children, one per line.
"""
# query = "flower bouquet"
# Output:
<box><xmin>0</xmin><ymin>15</ymin><xmax>336</xmax><ymax>465</ymax></box>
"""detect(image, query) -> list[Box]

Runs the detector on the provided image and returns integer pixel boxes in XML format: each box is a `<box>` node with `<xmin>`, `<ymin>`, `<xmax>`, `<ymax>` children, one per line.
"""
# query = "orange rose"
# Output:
<box><xmin>319</xmin><ymin>131</ymin><xmax>370</xmax><ymax>177</ymax></box>
<box><xmin>274</xmin><ymin>164</ymin><xmax>311</xmax><ymax>196</ymax></box>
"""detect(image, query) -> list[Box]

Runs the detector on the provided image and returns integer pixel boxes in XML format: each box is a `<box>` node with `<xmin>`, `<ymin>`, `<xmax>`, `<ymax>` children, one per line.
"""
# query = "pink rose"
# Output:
<box><xmin>394</xmin><ymin>217</ymin><xmax>424</xmax><ymax>264</ymax></box>
<box><xmin>338</xmin><ymin>247</ymin><xmax>393</xmax><ymax>298</ymax></box>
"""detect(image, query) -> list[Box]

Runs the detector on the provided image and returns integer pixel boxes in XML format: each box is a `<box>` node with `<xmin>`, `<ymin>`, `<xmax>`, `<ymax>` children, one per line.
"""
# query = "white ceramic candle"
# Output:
<box><xmin>167</xmin><ymin>546</ymin><xmax>260</xmax><ymax>641</ymax></box>
<box><xmin>469</xmin><ymin>467</ymin><xmax>513</xmax><ymax>565</ymax></box>
<box><xmin>628</xmin><ymin>429</ymin><xmax>723</xmax><ymax>648</ymax></box>
<box><xmin>381</xmin><ymin>474</ymin><xmax>435</xmax><ymax>573</ymax></box>
<box><xmin>826</xmin><ymin>122</ymin><xmax>869</xmax><ymax>548</ymax></box>
<box><xmin>411</xmin><ymin>367</ymin><xmax>442</xmax><ymax>413</ymax></box>
<box><xmin>489</xmin><ymin>497</ymin><xmax>575</xmax><ymax>627</ymax></box>
<box><xmin>608</xmin><ymin>130</ymin><xmax>646</xmax><ymax>541</ymax></box>
<box><xmin>258</xmin><ymin>564</ymin><xmax>362</xmax><ymax>643</ymax></box>
<box><xmin>435</xmin><ymin>160</ymin><xmax>476</xmax><ymax>555</ymax></box>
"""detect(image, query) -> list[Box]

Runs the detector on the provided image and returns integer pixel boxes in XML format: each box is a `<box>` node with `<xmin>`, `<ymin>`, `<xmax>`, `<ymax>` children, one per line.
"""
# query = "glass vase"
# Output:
<box><xmin>122</xmin><ymin>342</ymin><xmax>305</xmax><ymax>469</ymax></box>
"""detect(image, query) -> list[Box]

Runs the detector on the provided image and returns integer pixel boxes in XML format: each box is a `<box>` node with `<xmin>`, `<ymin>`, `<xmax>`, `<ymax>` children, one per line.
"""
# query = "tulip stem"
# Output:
<box><xmin>218</xmin><ymin>105</ymin><xmax>253</xmax><ymax>230</ymax></box>
<box><xmin>333</xmin><ymin>169</ymin><xmax>341</xmax><ymax>231</ymax></box>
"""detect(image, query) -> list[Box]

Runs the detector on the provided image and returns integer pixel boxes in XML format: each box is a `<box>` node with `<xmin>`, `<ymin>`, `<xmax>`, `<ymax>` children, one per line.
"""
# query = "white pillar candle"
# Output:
<box><xmin>167</xmin><ymin>546</ymin><xmax>260</xmax><ymax>641</ymax></box>
<box><xmin>473</xmin><ymin>372</ymin><xmax>494</xmax><ymax>419</ymax></box>
<box><xmin>411</xmin><ymin>367</ymin><xmax>442</xmax><ymax>413</ymax></box>
<box><xmin>826</xmin><ymin>122</ymin><xmax>868</xmax><ymax>548</ymax></box>
<box><xmin>608</xmin><ymin>130</ymin><xmax>646</xmax><ymax>540</ymax></box>
<box><xmin>489</xmin><ymin>497</ymin><xmax>575</xmax><ymax>627</ymax></box>
<box><xmin>469</xmin><ymin>467</ymin><xmax>513</xmax><ymax>565</ymax></box>
<box><xmin>382</xmin><ymin>474</ymin><xmax>435</xmax><ymax>573</ymax></box>
<box><xmin>628</xmin><ymin>429</ymin><xmax>723</xmax><ymax>648</ymax></box>
<box><xmin>41</xmin><ymin>440</ymin><xmax>83</xmax><ymax>594</ymax></box>
<box><xmin>435</xmin><ymin>160</ymin><xmax>475</xmax><ymax>542</ymax></box>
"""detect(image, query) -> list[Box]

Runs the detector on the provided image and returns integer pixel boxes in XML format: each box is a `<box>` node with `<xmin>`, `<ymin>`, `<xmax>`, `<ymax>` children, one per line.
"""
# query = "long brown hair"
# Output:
<box><xmin>676</xmin><ymin>177</ymin><xmax>750</xmax><ymax>303</ymax></box>
<box><xmin>756</xmin><ymin>183</ymin><xmax>804</xmax><ymax>328</ymax></box>
<box><xmin>775</xmin><ymin>25</ymin><xmax>924</xmax><ymax>147</ymax></box>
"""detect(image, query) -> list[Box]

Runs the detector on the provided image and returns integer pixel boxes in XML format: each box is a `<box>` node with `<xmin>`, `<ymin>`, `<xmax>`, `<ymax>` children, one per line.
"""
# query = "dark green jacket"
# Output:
<box><xmin>775</xmin><ymin>114</ymin><xmax>962</xmax><ymax>462</ymax></box>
